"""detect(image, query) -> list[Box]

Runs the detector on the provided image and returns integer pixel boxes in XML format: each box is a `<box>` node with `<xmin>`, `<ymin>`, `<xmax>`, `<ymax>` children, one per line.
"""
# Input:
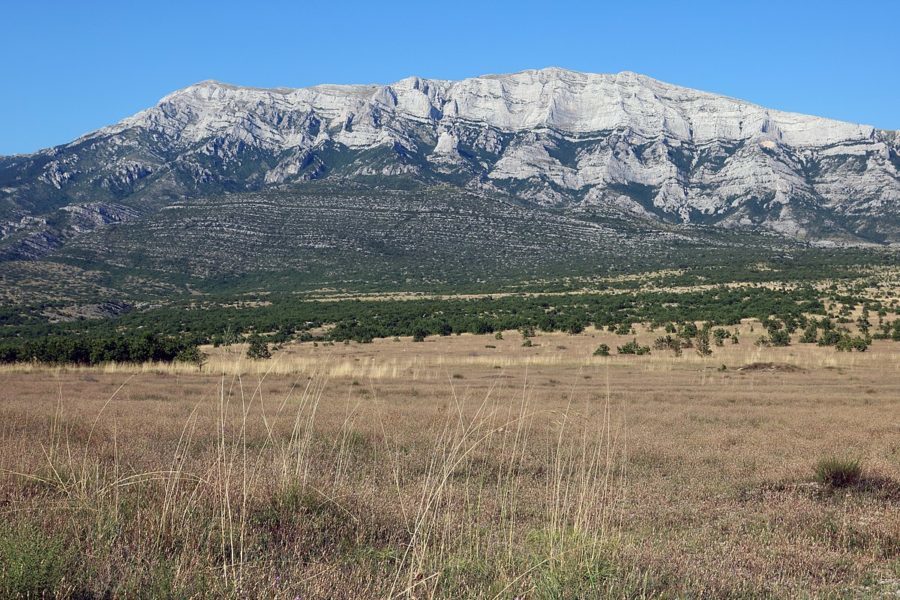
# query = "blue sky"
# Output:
<box><xmin>2</xmin><ymin>0</ymin><xmax>897</xmax><ymax>155</ymax></box>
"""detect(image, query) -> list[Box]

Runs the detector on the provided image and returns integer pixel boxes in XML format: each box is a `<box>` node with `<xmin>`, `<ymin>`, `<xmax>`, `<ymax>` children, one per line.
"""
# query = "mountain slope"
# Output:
<box><xmin>1</xmin><ymin>68</ymin><xmax>897</xmax><ymax>276</ymax></box>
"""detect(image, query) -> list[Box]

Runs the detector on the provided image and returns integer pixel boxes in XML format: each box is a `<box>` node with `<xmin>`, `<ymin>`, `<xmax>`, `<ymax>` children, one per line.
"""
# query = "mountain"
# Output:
<box><xmin>1</xmin><ymin>68</ymin><xmax>897</xmax><ymax>297</ymax></box>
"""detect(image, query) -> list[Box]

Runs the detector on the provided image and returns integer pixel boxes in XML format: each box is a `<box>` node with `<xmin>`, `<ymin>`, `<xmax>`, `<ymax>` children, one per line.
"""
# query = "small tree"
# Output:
<box><xmin>768</xmin><ymin>329</ymin><xmax>791</xmax><ymax>347</ymax></box>
<box><xmin>567</xmin><ymin>321</ymin><xmax>585</xmax><ymax>335</ymax></box>
<box><xmin>679</xmin><ymin>322</ymin><xmax>698</xmax><ymax>339</ymax></box>
<box><xmin>836</xmin><ymin>335</ymin><xmax>868</xmax><ymax>352</ymax></box>
<box><xmin>219</xmin><ymin>325</ymin><xmax>240</xmax><ymax>348</ymax></box>
<box><xmin>712</xmin><ymin>328</ymin><xmax>730</xmax><ymax>347</ymax></box>
<box><xmin>615</xmin><ymin>323</ymin><xmax>632</xmax><ymax>336</ymax></box>
<box><xmin>696</xmin><ymin>326</ymin><xmax>712</xmax><ymax>357</ymax></box>
<box><xmin>246</xmin><ymin>336</ymin><xmax>271</xmax><ymax>360</ymax></box>
<box><xmin>818</xmin><ymin>330</ymin><xmax>842</xmax><ymax>347</ymax></box>
<box><xmin>176</xmin><ymin>345</ymin><xmax>208</xmax><ymax>372</ymax></box>
<box><xmin>799</xmin><ymin>322</ymin><xmax>818</xmax><ymax>343</ymax></box>
<box><xmin>856</xmin><ymin>309</ymin><xmax>871</xmax><ymax>335</ymax></box>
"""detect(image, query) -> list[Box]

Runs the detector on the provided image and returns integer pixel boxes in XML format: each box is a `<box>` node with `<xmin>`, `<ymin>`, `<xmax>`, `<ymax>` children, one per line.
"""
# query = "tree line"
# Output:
<box><xmin>1</xmin><ymin>285</ymin><xmax>897</xmax><ymax>365</ymax></box>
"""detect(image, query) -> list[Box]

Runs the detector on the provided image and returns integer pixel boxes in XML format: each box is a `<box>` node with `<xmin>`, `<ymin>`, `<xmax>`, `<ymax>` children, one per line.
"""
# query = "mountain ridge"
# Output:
<box><xmin>1</xmin><ymin>68</ymin><xmax>897</xmax><ymax>290</ymax></box>
<box><xmin>99</xmin><ymin>68</ymin><xmax>883</xmax><ymax>146</ymax></box>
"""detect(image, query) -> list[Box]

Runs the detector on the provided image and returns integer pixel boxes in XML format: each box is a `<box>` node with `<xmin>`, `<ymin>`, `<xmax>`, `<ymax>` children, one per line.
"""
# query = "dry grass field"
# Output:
<box><xmin>1</xmin><ymin>324</ymin><xmax>898</xmax><ymax>598</ymax></box>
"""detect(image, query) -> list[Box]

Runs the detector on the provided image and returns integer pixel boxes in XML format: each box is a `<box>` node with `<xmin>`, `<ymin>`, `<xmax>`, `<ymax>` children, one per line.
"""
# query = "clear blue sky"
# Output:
<box><xmin>2</xmin><ymin>0</ymin><xmax>897</xmax><ymax>155</ymax></box>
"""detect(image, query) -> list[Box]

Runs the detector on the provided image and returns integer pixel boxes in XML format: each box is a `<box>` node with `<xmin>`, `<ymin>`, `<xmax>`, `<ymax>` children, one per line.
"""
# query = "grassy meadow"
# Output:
<box><xmin>1</xmin><ymin>323</ymin><xmax>898</xmax><ymax>598</ymax></box>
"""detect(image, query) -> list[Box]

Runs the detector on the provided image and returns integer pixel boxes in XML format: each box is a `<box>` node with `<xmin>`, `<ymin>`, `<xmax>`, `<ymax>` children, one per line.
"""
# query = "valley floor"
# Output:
<box><xmin>1</xmin><ymin>328</ymin><xmax>898</xmax><ymax>597</ymax></box>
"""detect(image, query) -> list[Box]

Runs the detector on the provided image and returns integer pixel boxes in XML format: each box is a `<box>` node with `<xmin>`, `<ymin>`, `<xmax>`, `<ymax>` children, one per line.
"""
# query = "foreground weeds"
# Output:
<box><xmin>0</xmin><ymin>370</ymin><xmax>635</xmax><ymax>598</ymax></box>
<box><xmin>2</xmin><ymin>347</ymin><xmax>898</xmax><ymax>598</ymax></box>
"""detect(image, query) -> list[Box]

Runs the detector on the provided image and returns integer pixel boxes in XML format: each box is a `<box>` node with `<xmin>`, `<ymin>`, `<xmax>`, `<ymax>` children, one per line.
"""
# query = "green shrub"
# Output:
<box><xmin>818</xmin><ymin>330</ymin><xmax>842</xmax><ymax>346</ymax></box>
<box><xmin>617</xmin><ymin>339</ymin><xmax>650</xmax><ymax>355</ymax></box>
<box><xmin>696</xmin><ymin>326</ymin><xmax>712</xmax><ymax>356</ymax></box>
<box><xmin>799</xmin><ymin>322</ymin><xmax>818</xmax><ymax>343</ymax></box>
<box><xmin>175</xmin><ymin>345</ymin><xmax>207</xmax><ymax>371</ymax></box>
<box><xmin>712</xmin><ymin>328</ymin><xmax>730</xmax><ymax>346</ymax></box>
<box><xmin>567</xmin><ymin>321</ymin><xmax>585</xmax><ymax>335</ymax></box>
<box><xmin>756</xmin><ymin>329</ymin><xmax>790</xmax><ymax>347</ymax></box>
<box><xmin>679</xmin><ymin>322</ymin><xmax>698</xmax><ymax>339</ymax></box>
<box><xmin>856</xmin><ymin>310</ymin><xmax>871</xmax><ymax>334</ymax></box>
<box><xmin>768</xmin><ymin>329</ymin><xmax>791</xmax><ymax>347</ymax></box>
<box><xmin>593</xmin><ymin>344</ymin><xmax>610</xmax><ymax>357</ymax></box>
<box><xmin>246</xmin><ymin>336</ymin><xmax>271</xmax><ymax>359</ymax></box>
<box><xmin>815</xmin><ymin>457</ymin><xmax>862</xmax><ymax>488</ymax></box>
<box><xmin>0</xmin><ymin>525</ymin><xmax>70</xmax><ymax>598</ymax></box>
<box><xmin>653</xmin><ymin>335</ymin><xmax>682</xmax><ymax>356</ymax></box>
<box><xmin>836</xmin><ymin>335</ymin><xmax>868</xmax><ymax>352</ymax></box>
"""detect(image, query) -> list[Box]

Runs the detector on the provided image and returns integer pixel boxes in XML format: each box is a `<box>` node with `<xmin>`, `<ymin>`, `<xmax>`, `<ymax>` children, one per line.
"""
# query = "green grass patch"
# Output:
<box><xmin>815</xmin><ymin>456</ymin><xmax>863</xmax><ymax>488</ymax></box>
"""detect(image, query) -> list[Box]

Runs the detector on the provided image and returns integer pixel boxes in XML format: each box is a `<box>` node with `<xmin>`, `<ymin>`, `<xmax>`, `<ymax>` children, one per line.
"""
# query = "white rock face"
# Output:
<box><xmin>104</xmin><ymin>68</ymin><xmax>877</xmax><ymax>149</ymax></box>
<box><xmin>432</xmin><ymin>131</ymin><xmax>459</xmax><ymax>155</ymax></box>
<box><xmin>10</xmin><ymin>67</ymin><xmax>897</xmax><ymax>243</ymax></box>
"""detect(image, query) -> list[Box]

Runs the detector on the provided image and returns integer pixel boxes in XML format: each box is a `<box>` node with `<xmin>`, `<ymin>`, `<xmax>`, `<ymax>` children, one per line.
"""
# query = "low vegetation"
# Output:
<box><xmin>0</xmin><ymin>330</ymin><xmax>897</xmax><ymax>597</ymax></box>
<box><xmin>0</xmin><ymin>263</ymin><xmax>898</xmax><ymax>596</ymax></box>
<box><xmin>3</xmin><ymin>280</ymin><xmax>898</xmax><ymax>367</ymax></box>
<box><xmin>815</xmin><ymin>457</ymin><xmax>863</xmax><ymax>489</ymax></box>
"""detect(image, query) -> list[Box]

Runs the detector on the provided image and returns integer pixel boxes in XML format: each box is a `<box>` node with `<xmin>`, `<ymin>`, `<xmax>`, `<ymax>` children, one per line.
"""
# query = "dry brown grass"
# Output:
<box><xmin>1</xmin><ymin>328</ymin><xmax>899</xmax><ymax>598</ymax></box>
